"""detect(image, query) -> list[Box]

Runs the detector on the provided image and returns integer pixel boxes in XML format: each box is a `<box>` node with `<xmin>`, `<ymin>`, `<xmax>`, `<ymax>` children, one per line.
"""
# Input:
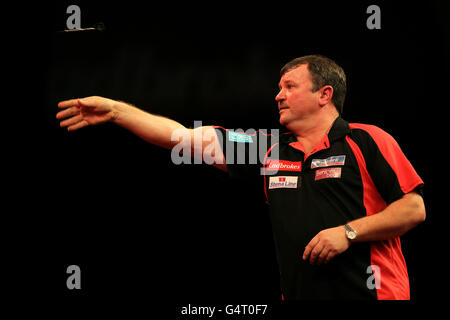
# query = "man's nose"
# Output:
<box><xmin>275</xmin><ymin>89</ymin><xmax>284</xmax><ymax>102</ymax></box>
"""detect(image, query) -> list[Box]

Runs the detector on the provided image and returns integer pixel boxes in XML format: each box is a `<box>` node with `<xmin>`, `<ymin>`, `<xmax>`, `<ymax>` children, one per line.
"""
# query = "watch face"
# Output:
<box><xmin>347</xmin><ymin>231</ymin><xmax>357</xmax><ymax>240</ymax></box>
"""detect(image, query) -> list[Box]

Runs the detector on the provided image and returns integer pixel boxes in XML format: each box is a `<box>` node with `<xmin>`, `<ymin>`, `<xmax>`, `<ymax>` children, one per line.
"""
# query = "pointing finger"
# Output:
<box><xmin>58</xmin><ymin>99</ymin><xmax>80</xmax><ymax>109</ymax></box>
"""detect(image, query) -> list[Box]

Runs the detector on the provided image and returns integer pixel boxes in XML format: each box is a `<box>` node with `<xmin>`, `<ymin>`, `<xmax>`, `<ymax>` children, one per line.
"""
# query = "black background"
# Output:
<box><xmin>6</xmin><ymin>0</ymin><xmax>450</xmax><ymax>316</ymax></box>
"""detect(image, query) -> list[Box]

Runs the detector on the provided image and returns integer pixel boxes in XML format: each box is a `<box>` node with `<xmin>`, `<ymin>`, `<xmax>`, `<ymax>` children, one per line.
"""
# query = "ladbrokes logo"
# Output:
<box><xmin>265</xmin><ymin>160</ymin><xmax>302</xmax><ymax>172</ymax></box>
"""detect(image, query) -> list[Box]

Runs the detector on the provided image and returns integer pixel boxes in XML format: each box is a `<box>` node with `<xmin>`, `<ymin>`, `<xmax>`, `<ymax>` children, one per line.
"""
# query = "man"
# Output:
<box><xmin>56</xmin><ymin>55</ymin><xmax>425</xmax><ymax>300</ymax></box>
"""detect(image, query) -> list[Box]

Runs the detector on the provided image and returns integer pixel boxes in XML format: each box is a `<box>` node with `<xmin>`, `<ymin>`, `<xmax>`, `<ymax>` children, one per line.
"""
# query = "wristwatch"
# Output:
<box><xmin>344</xmin><ymin>224</ymin><xmax>357</xmax><ymax>241</ymax></box>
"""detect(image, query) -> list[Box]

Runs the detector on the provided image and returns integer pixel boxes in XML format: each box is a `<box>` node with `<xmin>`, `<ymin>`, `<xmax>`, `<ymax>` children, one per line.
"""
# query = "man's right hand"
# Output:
<box><xmin>56</xmin><ymin>96</ymin><xmax>227</xmax><ymax>171</ymax></box>
<box><xmin>56</xmin><ymin>96</ymin><xmax>117</xmax><ymax>131</ymax></box>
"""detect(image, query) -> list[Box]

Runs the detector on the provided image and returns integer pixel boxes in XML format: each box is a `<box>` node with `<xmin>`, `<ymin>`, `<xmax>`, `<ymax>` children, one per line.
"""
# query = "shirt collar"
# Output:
<box><xmin>328</xmin><ymin>117</ymin><xmax>350</xmax><ymax>143</ymax></box>
<box><xmin>283</xmin><ymin>116</ymin><xmax>350</xmax><ymax>145</ymax></box>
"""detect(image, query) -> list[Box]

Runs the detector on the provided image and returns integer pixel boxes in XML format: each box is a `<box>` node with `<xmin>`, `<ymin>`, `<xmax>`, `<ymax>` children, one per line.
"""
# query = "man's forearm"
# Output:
<box><xmin>348</xmin><ymin>192</ymin><xmax>425</xmax><ymax>242</ymax></box>
<box><xmin>111</xmin><ymin>101</ymin><xmax>188</xmax><ymax>150</ymax></box>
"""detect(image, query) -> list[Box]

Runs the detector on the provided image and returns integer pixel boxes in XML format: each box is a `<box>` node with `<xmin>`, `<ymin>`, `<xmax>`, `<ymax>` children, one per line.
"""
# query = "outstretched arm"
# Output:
<box><xmin>56</xmin><ymin>96</ymin><xmax>227</xmax><ymax>171</ymax></box>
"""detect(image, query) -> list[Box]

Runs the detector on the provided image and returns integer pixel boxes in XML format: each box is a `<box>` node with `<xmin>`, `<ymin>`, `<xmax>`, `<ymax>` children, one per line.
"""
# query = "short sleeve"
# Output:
<box><xmin>349</xmin><ymin>124</ymin><xmax>424</xmax><ymax>204</ymax></box>
<box><xmin>213</xmin><ymin>126</ymin><xmax>272</xmax><ymax>181</ymax></box>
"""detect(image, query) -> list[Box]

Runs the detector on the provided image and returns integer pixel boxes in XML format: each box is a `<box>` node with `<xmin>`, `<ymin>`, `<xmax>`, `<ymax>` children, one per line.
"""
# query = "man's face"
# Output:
<box><xmin>275</xmin><ymin>64</ymin><xmax>320</xmax><ymax>127</ymax></box>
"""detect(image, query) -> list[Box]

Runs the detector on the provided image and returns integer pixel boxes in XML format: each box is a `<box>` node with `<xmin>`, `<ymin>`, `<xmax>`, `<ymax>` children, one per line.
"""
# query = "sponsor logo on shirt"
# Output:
<box><xmin>311</xmin><ymin>155</ymin><xmax>346</xmax><ymax>169</ymax></box>
<box><xmin>265</xmin><ymin>160</ymin><xmax>302</xmax><ymax>172</ymax></box>
<box><xmin>315</xmin><ymin>167</ymin><xmax>342</xmax><ymax>181</ymax></box>
<box><xmin>228</xmin><ymin>131</ymin><xmax>254</xmax><ymax>143</ymax></box>
<box><xmin>269</xmin><ymin>176</ymin><xmax>299</xmax><ymax>189</ymax></box>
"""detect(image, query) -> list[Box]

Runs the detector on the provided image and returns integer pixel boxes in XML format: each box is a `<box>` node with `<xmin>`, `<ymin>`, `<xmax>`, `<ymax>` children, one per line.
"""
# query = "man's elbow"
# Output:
<box><xmin>409</xmin><ymin>192</ymin><xmax>426</xmax><ymax>226</ymax></box>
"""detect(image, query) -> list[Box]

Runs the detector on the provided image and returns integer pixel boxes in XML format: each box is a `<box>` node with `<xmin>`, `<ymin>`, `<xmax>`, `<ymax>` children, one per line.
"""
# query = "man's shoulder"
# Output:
<box><xmin>349</xmin><ymin>122</ymin><xmax>388</xmax><ymax>135</ymax></box>
<box><xmin>348</xmin><ymin>122</ymin><xmax>397</xmax><ymax>145</ymax></box>
<box><xmin>347</xmin><ymin>122</ymin><xmax>404</xmax><ymax>163</ymax></box>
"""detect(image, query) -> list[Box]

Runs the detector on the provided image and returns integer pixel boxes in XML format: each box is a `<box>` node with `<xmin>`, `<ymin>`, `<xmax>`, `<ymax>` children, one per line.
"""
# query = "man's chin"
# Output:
<box><xmin>279</xmin><ymin>115</ymin><xmax>288</xmax><ymax>127</ymax></box>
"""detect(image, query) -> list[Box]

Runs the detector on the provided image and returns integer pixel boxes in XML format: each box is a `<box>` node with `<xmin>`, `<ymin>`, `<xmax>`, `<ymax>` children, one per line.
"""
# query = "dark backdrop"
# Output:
<box><xmin>7</xmin><ymin>0</ymin><xmax>450</xmax><ymax>315</ymax></box>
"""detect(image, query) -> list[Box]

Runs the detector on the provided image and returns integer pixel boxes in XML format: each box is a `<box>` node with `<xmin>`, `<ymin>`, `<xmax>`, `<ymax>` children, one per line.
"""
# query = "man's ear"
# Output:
<box><xmin>318</xmin><ymin>85</ymin><xmax>334</xmax><ymax>107</ymax></box>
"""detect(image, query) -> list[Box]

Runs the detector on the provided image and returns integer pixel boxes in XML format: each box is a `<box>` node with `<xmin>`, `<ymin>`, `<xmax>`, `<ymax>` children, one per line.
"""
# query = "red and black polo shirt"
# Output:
<box><xmin>214</xmin><ymin>117</ymin><xmax>424</xmax><ymax>300</ymax></box>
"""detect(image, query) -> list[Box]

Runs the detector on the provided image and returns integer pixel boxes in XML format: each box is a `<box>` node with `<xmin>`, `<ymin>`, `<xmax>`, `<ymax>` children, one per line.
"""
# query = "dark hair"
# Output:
<box><xmin>280</xmin><ymin>55</ymin><xmax>347</xmax><ymax>114</ymax></box>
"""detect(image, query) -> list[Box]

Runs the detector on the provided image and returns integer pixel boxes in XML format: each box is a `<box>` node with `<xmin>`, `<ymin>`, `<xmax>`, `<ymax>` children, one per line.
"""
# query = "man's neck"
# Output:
<box><xmin>288</xmin><ymin>111</ymin><xmax>339</xmax><ymax>155</ymax></box>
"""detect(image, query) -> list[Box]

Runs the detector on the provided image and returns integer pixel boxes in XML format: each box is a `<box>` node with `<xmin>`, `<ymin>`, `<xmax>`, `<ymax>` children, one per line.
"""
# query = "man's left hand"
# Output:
<box><xmin>302</xmin><ymin>226</ymin><xmax>351</xmax><ymax>265</ymax></box>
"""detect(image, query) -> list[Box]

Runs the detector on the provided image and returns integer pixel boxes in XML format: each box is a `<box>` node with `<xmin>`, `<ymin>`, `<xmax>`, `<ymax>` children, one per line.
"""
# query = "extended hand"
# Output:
<box><xmin>56</xmin><ymin>96</ymin><xmax>117</xmax><ymax>131</ymax></box>
<box><xmin>302</xmin><ymin>226</ymin><xmax>351</xmax><ymax>265</ymax></box>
